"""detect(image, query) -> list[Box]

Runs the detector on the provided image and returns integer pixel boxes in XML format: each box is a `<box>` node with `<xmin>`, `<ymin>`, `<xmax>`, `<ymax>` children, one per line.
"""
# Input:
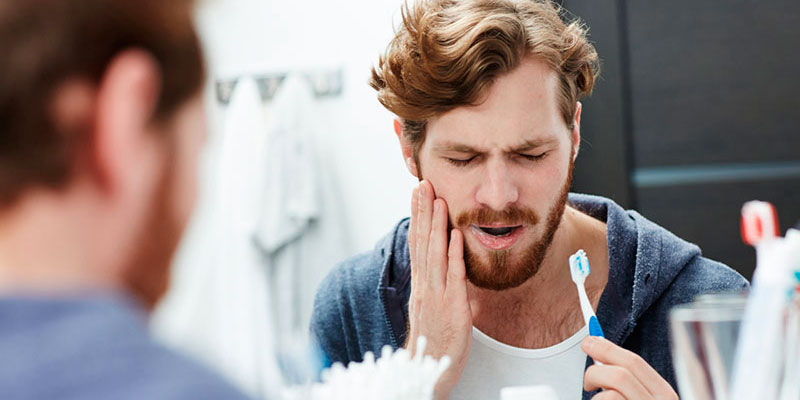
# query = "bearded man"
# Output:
<box><xmin>310</xmin><ymin>1</ymin><xmax>747</xmax><ymax>399</ymax></box>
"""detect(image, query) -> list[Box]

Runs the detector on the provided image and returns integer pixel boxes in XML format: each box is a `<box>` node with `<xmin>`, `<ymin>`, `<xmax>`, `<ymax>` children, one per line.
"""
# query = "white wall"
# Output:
<box><xmin>195</xmin><ymin>0</ymin><xmax>417</xmax><ymax>254</ymax></box>
<box><xmin>153</xmin><ymin>1</ymin><xmax>417</xmax><ymax>394</ymax></box>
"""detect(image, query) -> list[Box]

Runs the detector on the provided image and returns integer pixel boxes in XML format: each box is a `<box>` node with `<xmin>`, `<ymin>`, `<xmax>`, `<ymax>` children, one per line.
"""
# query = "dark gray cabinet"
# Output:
<box><xmin>566</xmin><ymin>0</ymin><xmax>800</xmax><ymax>279</ymax></box>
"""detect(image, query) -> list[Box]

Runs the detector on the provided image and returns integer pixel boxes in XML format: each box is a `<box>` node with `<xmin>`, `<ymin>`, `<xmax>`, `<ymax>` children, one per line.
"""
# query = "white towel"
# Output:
<box><xmin>154</xmin><ymin>77</ymin><xmax>281</xmax><ymax>400</ymax></box>
<box><xmin>255</xmin><ymin>74</ymin><xmax>320</xmax><ymax>254</ymax></box>
<box><xmin>153</xmin><ymin>73</ymin><xmax>353</xmax><ymax>399</ymax></box>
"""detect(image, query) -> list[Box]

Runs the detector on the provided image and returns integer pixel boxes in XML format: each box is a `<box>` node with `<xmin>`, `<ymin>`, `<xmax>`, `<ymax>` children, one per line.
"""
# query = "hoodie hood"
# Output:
<box><xmin>376</xmin><ymin>193</ymin><xmax>704</xmax><ymax>347</ymax></box>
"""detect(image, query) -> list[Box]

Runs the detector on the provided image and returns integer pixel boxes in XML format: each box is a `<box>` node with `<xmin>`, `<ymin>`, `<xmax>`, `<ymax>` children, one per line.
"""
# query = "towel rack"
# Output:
<box><xmin>215</xmin><ymin>68</ymin><xmax>343</xmax><ymax>105</ymax></box>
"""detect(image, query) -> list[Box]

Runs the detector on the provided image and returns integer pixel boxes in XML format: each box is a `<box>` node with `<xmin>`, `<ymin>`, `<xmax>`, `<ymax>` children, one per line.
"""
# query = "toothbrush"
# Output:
<box><xmin>569</xmin><ymin>249</ymin><xmax>605</xmax><ymax>342</ymax></box>
<box><xmin>779</xmin><ymin>229</ymin><xmax>800</xmax><ymax>400</ymax></box>
<box><xmin>731</xmin><ymin>201</ymin><xmax>787</xmax><ymax>400</ymax></box>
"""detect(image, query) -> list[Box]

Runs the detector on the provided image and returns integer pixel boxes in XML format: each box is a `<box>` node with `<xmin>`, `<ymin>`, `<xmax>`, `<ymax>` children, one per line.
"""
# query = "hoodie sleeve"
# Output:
<box><xmin>678</xmin><ymin>255</ymin><xmax>750</xmax><ymax>294</ymax></box>
<box><xmin>310</xmin><ymin>250</ymin><xmax>396</xmax><ymax>367</ymax></box>
<box><xmin>310</xmin><ymin>260</ymin><xmax>359</xmax><ymax>367</ymax></box>
<box><xmin>628</xmin><ymin>255</ymin><xmax>749</xmax><ymax>392</ymax></box>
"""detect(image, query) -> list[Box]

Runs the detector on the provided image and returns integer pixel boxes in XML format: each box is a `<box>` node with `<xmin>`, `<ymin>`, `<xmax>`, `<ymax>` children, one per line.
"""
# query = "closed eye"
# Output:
<box><xmin>445</xmin><ymin>155</ymin><xmax>477</xmax><ymax>166</ymax></box>
<box><xmin>518</xmin><ymin>152</ymin><xmax>547</xmax><ymax>162</ymax></box>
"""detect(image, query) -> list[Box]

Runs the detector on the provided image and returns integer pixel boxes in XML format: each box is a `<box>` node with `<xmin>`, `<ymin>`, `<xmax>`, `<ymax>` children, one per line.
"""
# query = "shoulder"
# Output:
<box><xmin>119</xmin><ymin>344</ymin><xmax>251</xmax><ymax>400</ymax></box>
<box><xmin>322</xmin><ymin>250</ymin><xmax>385</xmax><ymax>290</ymax></box>
<box><xmin>312</xmin><ymin>250</ymin><xmax>385</xmax><ymax>321</ymax></box>
<box><xmin>310</xmin><ymin>243</ymin><xmax>393</xmax><ymax>365</ymax></box>
<box><xmin>310</xmin><ymin>219</ymin><xmax>412</xmax><ymax>364</ymax></box>
<box><xmin>624</xmin><ymin>207</ymin><xmax>749</xmax><ymax>305</ymax></box>
<box><xmin>312</xmin><ymin>218</ymin><xmax>409</xmax><ymax>320</ymax></box>
<box><xmin>0</xmin><ymin>332</ymin><xmax>250</xmax><ymax>400</ymax></box>
<box><xmin>668</xmin><ymin>256</ymin><xmax>749</xmax><ymax>301</ymax></box>
<box><xmin>632</xmin><ymin>256</ymin><xmax>747</xmax><ymax>388</ymax></box>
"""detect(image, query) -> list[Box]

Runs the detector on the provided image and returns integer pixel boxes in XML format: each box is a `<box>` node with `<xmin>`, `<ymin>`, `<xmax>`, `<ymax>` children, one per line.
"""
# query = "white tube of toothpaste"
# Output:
<box><xmin>731</xmin><ymin>231</ymin><xmax>798</xmax><ymax>400</ymax></box>
<box><xmin>779</xmin><ymin>229</ymin><xmax>800</xmax><ymax>400</ymax></box>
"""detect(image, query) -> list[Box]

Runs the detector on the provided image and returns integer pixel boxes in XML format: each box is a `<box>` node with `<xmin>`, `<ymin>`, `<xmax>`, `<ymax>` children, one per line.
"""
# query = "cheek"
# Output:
<box><xmin>429</xmin><ymin>173</ymin><xmax>476</xmax><ymax>224</ymax></box>
<box><xmin>518</xmin><ymin>155</ymin><xmax>572</xmax><ymax>205</ymax></box>
<box><xmin>170</xmin><ymin>154</ymin><xmax>198</xmax><ymax>226</ymax></box>
<box><xmin>170</xmin><ymin>108</ymin><xmax>206</xmax><ymax>225</ymax></box>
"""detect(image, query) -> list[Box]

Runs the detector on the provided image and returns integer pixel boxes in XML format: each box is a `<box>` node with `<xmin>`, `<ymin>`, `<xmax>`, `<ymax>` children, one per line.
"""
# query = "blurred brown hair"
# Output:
<box><xmin>370</xmin><ymin>0</ymin><xmax>599</xmax><ymax>161</ymax></box>
<box><xmin>0</xmin><ymin>0</ymin><xmax>204</xmax><ymax>207</ymax></box>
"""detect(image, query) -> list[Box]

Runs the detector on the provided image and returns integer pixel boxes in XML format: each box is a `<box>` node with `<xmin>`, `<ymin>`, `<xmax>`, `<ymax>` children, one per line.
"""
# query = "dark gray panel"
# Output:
<box><xmin>565</xmin><ymin>0</ymin><xmax>633</xmax><ymax>207</ymax></box>
<box><xmin>636</xmin><ymin>177</ymin><xmax>800</xmax><ymax>281</ymax></box>
<box><xmin>626</xmin><ymin>1</ymin><xmax>800</xmax><ymax>167</ymax></box>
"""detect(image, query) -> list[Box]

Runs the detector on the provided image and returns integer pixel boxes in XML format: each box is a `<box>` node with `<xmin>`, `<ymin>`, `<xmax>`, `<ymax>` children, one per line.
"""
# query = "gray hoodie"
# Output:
<box><xmin>311</xmin><ymin>193</ymin><xmax>748</xmax><ymax>398</ymax></box>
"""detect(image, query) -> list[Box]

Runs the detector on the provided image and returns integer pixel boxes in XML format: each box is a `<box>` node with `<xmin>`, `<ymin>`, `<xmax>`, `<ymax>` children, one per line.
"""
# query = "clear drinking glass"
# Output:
<box><xmin>669</xmin><ymin>293</ymin><xmax>747</xmax><ymax>400</ymax></box>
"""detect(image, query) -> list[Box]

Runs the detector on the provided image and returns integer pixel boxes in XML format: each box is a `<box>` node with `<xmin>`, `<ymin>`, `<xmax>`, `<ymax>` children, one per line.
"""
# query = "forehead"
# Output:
<box><xmin>425</xmin><ymin>57</ymin><xmax>566</xmax><ymax>149</ymax></box>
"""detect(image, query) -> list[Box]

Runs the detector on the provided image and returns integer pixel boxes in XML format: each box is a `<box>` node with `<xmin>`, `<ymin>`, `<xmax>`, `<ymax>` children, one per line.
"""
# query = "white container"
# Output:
<box><xmin>500</xmin><ymin>385</ymin><xmax>559</xmax><ymax>400</ymax></box>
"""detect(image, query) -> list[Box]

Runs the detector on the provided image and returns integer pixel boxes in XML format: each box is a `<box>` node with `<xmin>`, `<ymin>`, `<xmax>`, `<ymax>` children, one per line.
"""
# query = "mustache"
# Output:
<box><xmin>455</xmin><ymin>206</ymin><xmax>539</xmax><ymax>227</ymax></box>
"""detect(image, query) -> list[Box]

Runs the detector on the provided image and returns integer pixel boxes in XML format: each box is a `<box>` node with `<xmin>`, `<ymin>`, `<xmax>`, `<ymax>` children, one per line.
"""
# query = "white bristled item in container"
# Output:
<box><xmin>282</xmin><ymin>336</ymin><xmax>450</xmax><ymax>400</ymax></box>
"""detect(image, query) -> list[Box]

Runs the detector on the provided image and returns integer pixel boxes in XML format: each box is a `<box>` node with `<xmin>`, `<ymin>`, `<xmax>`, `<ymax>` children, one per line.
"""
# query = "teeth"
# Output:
<box><xmin>480</xmin><ymin>226</ymin><xmax>515</xmax><ymax>236</ymax></box>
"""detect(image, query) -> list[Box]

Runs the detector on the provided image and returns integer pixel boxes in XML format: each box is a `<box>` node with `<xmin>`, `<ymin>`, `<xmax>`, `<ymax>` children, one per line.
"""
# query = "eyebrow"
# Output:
<box><xmin>433</xmin><ymin>137</ymin><xmax>558</xmax><ymax>154</ymax></box>
<box><xmin>513</xmin><ymin>138</ymin><xmax>558</xmax><ymax>152</ymax></box>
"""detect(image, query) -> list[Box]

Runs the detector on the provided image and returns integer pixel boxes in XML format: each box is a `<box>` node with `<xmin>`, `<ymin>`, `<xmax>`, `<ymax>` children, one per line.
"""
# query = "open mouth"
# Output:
<box><xmin>470</xmin><ymin>224</ymin><xmax>525</xmax><ymax>250</ymax></box>
<box><xmin>477</xmin><ymin>226</ymin><xmax>521</xmax><ymax>237</ymax></box>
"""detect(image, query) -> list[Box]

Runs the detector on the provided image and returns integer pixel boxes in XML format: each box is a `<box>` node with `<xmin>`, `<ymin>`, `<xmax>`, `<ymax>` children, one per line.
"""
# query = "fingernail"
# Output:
<box><xmin>434</xmin><ymin>201</ymin><xmax>440</xmax><ymax>213</ymax></box>
<box><xmin>583</xmin><ymin>336</ymin><xmax>597</xmax><ymax>348</ymax></box>
<box><xmin>419</xmin><ymin>182</ymin><xmax>427</xmax><ymax>196</ymax></box>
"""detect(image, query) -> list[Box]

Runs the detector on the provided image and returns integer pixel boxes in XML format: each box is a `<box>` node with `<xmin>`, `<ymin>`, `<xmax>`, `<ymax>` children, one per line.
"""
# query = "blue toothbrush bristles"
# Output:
<box><xmin>576</xmin><ymin>249</ymin><xmax>590</xmax><ymax>275</ymax></box>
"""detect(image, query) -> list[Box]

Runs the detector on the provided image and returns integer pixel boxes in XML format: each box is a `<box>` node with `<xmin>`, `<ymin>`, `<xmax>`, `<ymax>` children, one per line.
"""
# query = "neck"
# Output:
<box><xmin>467</xmin><ymin>205</ymin><xmax>608</xmax><ymax>347</ymax></box>
<box><xmin>0</xmin><ymin>189</ymin><xmax>119</xmax><ymax>295</ymax></box>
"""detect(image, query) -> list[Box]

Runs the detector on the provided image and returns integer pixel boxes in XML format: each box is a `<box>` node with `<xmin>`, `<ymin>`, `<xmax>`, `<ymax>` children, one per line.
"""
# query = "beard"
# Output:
<box><xmin>121</xmin><ymin>151</ymin><xmax>185</xmax><ymax>310</ymax></box>
<box><xmin>456</xmin><ymin>158</ymin><xmax>574</xmax><ymax>291</ymax></box>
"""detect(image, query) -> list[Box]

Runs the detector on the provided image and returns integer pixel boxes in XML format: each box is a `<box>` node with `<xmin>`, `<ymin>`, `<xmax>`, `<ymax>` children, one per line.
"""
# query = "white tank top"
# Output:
<box><xmin>450</xmin><ymin>326</ymin><xmax>588</xmax><ymax>400</ymax></box>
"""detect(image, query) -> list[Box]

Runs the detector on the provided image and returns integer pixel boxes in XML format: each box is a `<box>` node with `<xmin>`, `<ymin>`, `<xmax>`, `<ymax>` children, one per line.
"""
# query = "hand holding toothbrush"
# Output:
<box><xmin>406</xmin><ymin>181</ymin><xmax>472</xmax><ymax>400</ymax></box>
<box><xmin>581</xmin><ymin>336</ymin><xmax>678</xmax><ymax>400</ymax></box>
<box><xmin>570</xmin><ymin>250</ymin><xmax>678</xmax><ymax>399</ymax></box>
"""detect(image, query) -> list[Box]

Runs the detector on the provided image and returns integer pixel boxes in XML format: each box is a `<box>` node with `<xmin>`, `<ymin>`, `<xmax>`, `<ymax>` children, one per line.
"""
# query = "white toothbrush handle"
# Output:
<box><xmin>577</xmin><ymin>284</ymin><xmax>593</xmax><ymax>326</ymax></box>
<box><xmin>577</xmin><ymin>284</ymin><xmax>604</xmax><ymax>366</ymax></box>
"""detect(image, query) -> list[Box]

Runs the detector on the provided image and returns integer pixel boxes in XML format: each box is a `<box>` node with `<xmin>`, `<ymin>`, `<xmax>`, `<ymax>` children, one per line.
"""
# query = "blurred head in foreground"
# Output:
<box><xmin>0</xmin><ymin>0</ymin><xmax>205</xmax><ymax>308</ymax></box>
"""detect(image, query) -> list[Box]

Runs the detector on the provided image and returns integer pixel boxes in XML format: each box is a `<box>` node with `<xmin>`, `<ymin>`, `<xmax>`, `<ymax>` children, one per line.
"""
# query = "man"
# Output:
<box><xmin>0</xmin><ymin>1</ymin><xmax>250</xmax><ymax>399</ymax></box>
<box><xmin>311</xmin><ymin>1</ymin><xmax>747</xmax><ymax>399</ymax></box>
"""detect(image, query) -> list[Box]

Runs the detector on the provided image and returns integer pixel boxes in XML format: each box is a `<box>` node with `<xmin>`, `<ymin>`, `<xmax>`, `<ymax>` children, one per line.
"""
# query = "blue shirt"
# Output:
<box><xmin>0</xmin><ymin>293</ymin><xmax>251</xmax><ymax>400</ymax></box>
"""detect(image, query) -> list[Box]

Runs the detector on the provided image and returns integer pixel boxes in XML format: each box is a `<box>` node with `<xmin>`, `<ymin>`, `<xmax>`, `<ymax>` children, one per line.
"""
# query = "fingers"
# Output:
<box><xmin>415</xmin><ymin>181</ymin><xmax>434</xmax><ymax>292</ymax></box>
<box><xmin>407</xmin><ymin>186</ymin><xmax>421</xmax><ymax>348</ymax></box>
<box><xmin>591</xmin><ymin>390</ymin><xmax>625</xmax><ymax>400</ymax></box>
<box><xmin>582</xmin><ymin>337</ymin><xmax>677</xmax><ymax>398</ymax></box>
<box><xmin>409</xmin><ymin>187</ymin><xmax>420</xmax><ymax>293</ymax></box>
<box><xmin>584</xmin><ymin>364</ymin><xmax>651</xmax><ymax>400</ymax></box>
<box><xmin>446</xmin><ymin>228</ymin><xmax>467</xmax><ymax>290</ymax></box>
<box><xmin>409</xmin><ymin>186</ymin><xmax>419</xmax><ymax>268</ymax></box>
<box><xmin>426</xmin><ymin>198</ymin><xmax>449</xmax><ymax>293</ymax></box>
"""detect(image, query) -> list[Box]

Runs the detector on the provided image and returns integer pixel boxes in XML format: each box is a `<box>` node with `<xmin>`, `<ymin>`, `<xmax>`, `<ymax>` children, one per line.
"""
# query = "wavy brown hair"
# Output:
<box><xmin>370</xmin><ymin>0</ymin><xmax>599</xmax><ymax>160</ymax></box>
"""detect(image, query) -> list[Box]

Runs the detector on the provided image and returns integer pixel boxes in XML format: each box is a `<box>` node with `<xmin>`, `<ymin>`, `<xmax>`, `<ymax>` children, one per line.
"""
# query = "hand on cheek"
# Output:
<box><xmin>407</xmin><ymin>180</ymin><xmax>473</xmax><ymax>400</ymax></box>
<box><xmin>581</xmin><ymin>336</ymin><xmax>679</xmax><ymax>400</ymax></box>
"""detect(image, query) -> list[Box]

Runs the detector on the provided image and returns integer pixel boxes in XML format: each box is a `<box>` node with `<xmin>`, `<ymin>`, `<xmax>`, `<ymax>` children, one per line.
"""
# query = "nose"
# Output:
<box><xmin>475</xmin><ymin>158</ymin><xmax>519</xmax><ymax>210</ymax></box>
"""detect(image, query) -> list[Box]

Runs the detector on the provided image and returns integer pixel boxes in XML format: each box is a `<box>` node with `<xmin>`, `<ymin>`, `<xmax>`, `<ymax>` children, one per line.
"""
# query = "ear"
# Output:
<box><xmin>394</xmin><ymin>118</ymin><xmax>419</xmax><ymax>178</ymax></box>
<box><xmin>571</xmin><ymin>102</ymin><xmax>582</xmax><ymax>162</ymax></box>
<box><xmin>91</xmin><ymin>50</ymin><xmax>162</xmax><ymax>195</ymax></box>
